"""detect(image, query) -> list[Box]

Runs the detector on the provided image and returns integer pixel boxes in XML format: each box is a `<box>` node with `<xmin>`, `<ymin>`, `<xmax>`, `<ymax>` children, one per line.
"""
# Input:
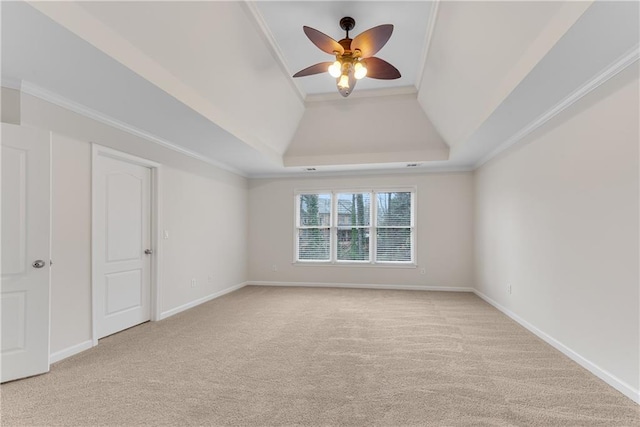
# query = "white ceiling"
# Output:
<box><xmin>73</xmin><ymin>0</ymin><xmax>305</xmax><ymax>160</ymax></box>
<box><xmin>2</xmin><ymin>1</ymin><xmax>639</xmax><ymax>177</ymax></box>
<box><xmin>253</xmin><ymin>1</ymin><xmax>433</xmax><ymax>97</ymax></box>
<box><xmin>419</xmin><ymin>1</ymin><xmax>583</xmax><ymax>150</ymax></box>
<box><xmin>1</xmin><ymin>1</ymin><xmax>282</xmax><ymax>176</ymax></box>
<box><xmin>453</xmin><ymin>0</ymin><xmax>640</xmax><ymax>165</ymax></box>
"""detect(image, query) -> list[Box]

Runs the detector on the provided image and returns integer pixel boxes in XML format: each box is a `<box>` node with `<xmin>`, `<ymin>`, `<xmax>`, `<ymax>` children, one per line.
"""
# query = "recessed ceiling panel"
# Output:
<box><xmin>255</xmin><ymin>1</ymin><xmax>432</xmax><ymax>96</ymax></box>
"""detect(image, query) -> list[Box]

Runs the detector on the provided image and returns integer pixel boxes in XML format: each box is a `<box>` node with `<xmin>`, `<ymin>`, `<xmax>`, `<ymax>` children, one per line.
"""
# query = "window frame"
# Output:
<box><xmin>293</xmin><ymin>187</ymin><xmax>416</xmax><ymax>267</ymax></box>
<box><xmin>294</xmin><ymin>191</ymin><xmax>333</xmax><ymax>263</ymax></box>
<box><xmin>373</xmin><ymin>190</ymin><xmax>415</xmax><ymax>265</ymax></box>
<box><xmin>334</xmin><ymin>191</ymin><xmax>372</xmax><ymax>264</ymax></box>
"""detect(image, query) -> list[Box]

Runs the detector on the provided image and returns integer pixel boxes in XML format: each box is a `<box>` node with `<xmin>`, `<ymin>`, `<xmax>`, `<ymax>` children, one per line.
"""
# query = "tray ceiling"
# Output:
<box><xmin>3</xmin><ymin>1</ymin><xmax>638</xmax><ymax>177</ymax></box>
<box><xmin>253</xmin><ymin>1</ymin><xmax>433</xmax><ymax>97</ymax></box>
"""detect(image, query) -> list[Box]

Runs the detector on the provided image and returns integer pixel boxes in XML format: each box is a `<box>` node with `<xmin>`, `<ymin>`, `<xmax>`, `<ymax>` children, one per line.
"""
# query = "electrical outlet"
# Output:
<box><xmin>420</xmin><ymin>268</ymin><xmax>426</xmax><ymax>275</ymax></box>
<box><xmin>191</xmin><ymin>278</ymin><xmax>197</xmax><ymax>288</ymax></box>
<box><xmin>272</xmin><ymin>264</ymin><xmax>278</xmax><ymax>272</ymax></box>
<box><xmin>163</xmin><ymin>230</ymin><xmax>169</xmax><ymax>240</ymax></box>
<box><xmin>508</xmin><ymin>284</ymin><xmax>512</xmax><ymax>294</ymax></box>
<box><xmin>208</xmin><ymin>275</ymin><xmax>214</xmax><ymax>284</ymax></box>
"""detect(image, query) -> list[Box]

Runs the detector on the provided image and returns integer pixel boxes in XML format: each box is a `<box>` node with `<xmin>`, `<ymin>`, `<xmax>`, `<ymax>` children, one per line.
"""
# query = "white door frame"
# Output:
<box><xmin>91</xmin><ymin>144</ymin><xmax>162</xmax><ymax>346</ymax></box>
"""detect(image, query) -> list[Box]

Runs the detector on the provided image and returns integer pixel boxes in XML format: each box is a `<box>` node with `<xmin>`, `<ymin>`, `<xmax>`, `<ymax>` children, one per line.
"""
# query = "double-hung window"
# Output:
<box><xmin>375</xmin><ymin>192</ymin><xmax>413</xmax><ymax>262</ymax></box>
<box><xmin>297</xmin><ymin>193</ymin><xmax>332</xmax><ymax>261</ymax></box>
<box><xmin>336</xmin><ymin>192</ymin><xmax>371</xmax><ymax>262</ymax></box>
<box><xmin>295</xmin><ymin>189</ymin><xmax>415</xmax><ymax>265</ymax></box>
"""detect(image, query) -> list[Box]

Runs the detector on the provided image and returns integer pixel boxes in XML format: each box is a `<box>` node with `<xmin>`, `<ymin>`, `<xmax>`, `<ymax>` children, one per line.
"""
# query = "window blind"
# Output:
<box><xmin>336</xmin><ymin>193</ymin><xmax>371</xmax><ymax>261</ymax></box>
<box><xmin>295</xmin><ymin>190</ymin><xmax>414</xmax><ymax>264</ymax></box>
<box><xmin>297</xmin><ymin>193</ymin><xmax>331</xmax><ymax>261</ymax></box>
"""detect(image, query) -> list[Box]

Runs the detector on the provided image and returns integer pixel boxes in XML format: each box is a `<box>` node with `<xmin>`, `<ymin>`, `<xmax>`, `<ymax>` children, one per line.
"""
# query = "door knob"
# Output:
<box><xmin>144</xmin><ymin>249</ymin><xmax>153</xmax><ymax>255</ymax></box>
<box><xmin>32</xmin><ymin>260</ymin><xmax>46</xmax><ymax>268</ymax></box>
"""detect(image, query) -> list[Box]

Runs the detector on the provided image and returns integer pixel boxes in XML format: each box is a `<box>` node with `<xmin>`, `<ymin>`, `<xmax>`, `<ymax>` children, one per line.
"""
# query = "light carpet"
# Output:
<box><xmin>2</xmin><ymin>286</ymin><xmax>638</xmax><ymax>426</ymax></box>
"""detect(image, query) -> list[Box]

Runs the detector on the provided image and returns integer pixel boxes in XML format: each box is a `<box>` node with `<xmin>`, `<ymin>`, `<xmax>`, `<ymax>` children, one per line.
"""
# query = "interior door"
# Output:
<box><xmin>94</xmin><ymin>153</ymin><xmax>151</xmax><ymax>339</ymax></box>
<box><xmin>1</xmin><ymin>124</ymin><xmax>51</xmax><ymax>383</ymax></box>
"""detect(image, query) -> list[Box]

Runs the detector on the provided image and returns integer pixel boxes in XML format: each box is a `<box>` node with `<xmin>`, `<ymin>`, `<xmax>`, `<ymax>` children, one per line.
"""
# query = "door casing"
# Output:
<box><xmin>91</xmin><ymin>144</ymin><xmax>162</xmax><ymax>345</ymax></box>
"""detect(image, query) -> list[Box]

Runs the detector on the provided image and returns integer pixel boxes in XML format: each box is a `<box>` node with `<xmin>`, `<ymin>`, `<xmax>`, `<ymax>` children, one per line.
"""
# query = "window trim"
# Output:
<box><xmin>294</xmin><ymin>187</ymin><xmax>417</xmax><ymax>267</ymax></box>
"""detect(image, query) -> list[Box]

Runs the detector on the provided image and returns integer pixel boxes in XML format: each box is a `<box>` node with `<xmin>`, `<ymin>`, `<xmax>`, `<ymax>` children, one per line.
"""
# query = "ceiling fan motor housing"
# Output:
<box><xmin>339</xmin><ymin>38</ymin><xmax>353</xmax><ymax>53</ymax></box>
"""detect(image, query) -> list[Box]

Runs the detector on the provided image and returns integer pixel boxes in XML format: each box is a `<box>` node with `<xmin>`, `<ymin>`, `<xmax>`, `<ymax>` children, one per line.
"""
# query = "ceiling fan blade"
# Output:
<box><xmin>365</xmin><ymin>57</ymin><xmax>401</xmax><ymax>80</ymax></box>
<box><xmin>303</xmin><ymin>26</ymin><xmax>344</xmax><ymax>55</ymax></box>
<box><xmin>293</xmin><ymin>62</ymin><xmax>333</xmax><ymax>78</ymax></box>
<box><xmin>351</xmin><ymin>24</ymin><xmax>393</xmax><ymax>58</ymax></box>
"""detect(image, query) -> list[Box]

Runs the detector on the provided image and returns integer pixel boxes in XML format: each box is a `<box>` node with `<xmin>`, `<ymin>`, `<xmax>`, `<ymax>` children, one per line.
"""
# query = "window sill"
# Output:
<box><xmin>292</xmin><ymin>261</ymin><xmax>417</xmax><ymax>269</ymax></box>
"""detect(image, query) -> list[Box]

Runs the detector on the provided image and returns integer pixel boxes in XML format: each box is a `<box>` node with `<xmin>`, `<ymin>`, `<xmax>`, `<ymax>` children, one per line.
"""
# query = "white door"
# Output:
<box><xmin>94</xmin><ymin>153</ymin><xmax>151</xmax><ymax>339</ymax></box>
<box><xmin>1</xmin><ymin>124</ymin><xmax>51</xmax><ymax>383</ymax></box>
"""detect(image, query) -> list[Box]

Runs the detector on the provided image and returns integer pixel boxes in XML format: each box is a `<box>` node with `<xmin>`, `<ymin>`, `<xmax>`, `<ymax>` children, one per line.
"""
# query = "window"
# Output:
<box><xmin>297</xmin><ymin>193</ymin><xmax>331</xmax><ymax>261</ymax></box>
<box><xmin>336</xmin><ymin>192</ymin><xmax>371</xmax><ymax>262</ymax></box>
<box><xmin>295</xmin><ymin>189</ymin><xmax>415</xmax><ymax>264</ymax></box>
<box><xmin>376</xmin><ymin>192</ymin><xmax>412</xmax><ymax>262</ymax></box>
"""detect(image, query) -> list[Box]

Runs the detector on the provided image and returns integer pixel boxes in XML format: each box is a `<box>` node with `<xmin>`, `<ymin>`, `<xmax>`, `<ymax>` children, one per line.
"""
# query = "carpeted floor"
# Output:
<box><xmin>1</xmin><ymin>286</ymin><xmax>638</xmax><ymax>426</ymax></box>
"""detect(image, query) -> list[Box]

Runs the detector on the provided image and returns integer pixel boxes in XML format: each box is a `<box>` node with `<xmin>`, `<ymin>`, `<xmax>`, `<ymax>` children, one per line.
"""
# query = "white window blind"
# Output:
<box><xmin>297</xmin><ymin>193</ymin><xmax>331</xmax><ymax>261</ymax></box>
<box><xmin>375</xmin><ymin>192</ymin><xmax>413</xmax><ymax>262</ymax></box>
<box><xmin>295</xmin><ymin>190</ymin><xmax>414</xmax><ymax>264</ymax></box>
<box><xmin>336</xmin><ymin>193</ymin><xmax>371</xmax><ymax>262</ymax></box>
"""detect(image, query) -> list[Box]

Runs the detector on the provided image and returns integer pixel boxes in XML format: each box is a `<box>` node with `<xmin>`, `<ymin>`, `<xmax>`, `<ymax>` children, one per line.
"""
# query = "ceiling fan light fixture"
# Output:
<box><xmin>293</xmin><ymin>17</ymin><xmax>400</xmax><ymax>97</ymax></box>
<box><xmin>337</xmin><ymin>67</ymin><xmax>357</xmax><ymax>97</ymax></box>
<box><xmin>328</xmin><ymin>60</ymin><xmax>342</xmax><ymax>78</ymax></box>
<box><xmin>354</xmin><ymin>61</ymin><xmax>367</xmax><ymax>80</ymax></box>
<box><xmin>337</xmin><ymin>74</ymin><xmax>350</xmax><ymax>90</ymax></box>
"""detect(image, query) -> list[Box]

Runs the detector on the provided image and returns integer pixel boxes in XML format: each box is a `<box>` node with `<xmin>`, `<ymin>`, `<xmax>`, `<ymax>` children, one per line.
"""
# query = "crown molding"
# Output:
<box><xmin>1</xmin><ymin>77</ymin><xmax>22</xmax><ymax>91</ymax></box>
<box><xmin>242</xmin><ymin>1</ymin><xmax>306</xmax><ymax>104</ymax></box>
<box><xmin>415</xmin><ymin>0</ymin><xmax>440</xmax><ymax>91</ymax></box>
<box><xmin>248</xmin><ymin>163</ymin><xmax>473</xmax><ymax>180</ymax></box>
<box><xmin>16</xmin><ymin>81</ymin><xmax>247</xmax><ymax>177</ymax></box>
<box><xmin>475</xmin><ymin>44</ymin><xmax>640</xmax><ymax>169</ymax></box>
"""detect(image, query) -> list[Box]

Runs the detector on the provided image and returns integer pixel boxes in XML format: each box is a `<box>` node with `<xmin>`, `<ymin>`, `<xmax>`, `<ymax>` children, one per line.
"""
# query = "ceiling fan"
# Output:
<box><xmin>293</xmin><ymin>17</ymin><xmax>401</xmax><ymax>97</ymax></box>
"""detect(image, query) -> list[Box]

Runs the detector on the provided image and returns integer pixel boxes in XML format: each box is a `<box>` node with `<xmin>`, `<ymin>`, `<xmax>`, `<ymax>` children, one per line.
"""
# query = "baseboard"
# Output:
<box><xmin>473</xmin><ymin>289</ymin><xmax>640</xmax><ymax>404</ymax></box>
<box><xmin>159</xmin><ymin>281</ymin><xmax>248</xmax><ymax>320</ymax></box>
<box><xmin>49</xmin><ymin>339</ymin><xmax>94</xmax><ymax>364</ymax></box>
<box><xmin>247</xmin><ymin>281</ymin><xmax>474</xmax><ymax>292</ymax></box>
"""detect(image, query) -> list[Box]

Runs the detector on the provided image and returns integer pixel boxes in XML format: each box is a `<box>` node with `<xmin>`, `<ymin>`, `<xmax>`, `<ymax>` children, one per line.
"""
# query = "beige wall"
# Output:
<box><xmin>1</xmin><ymin>87</ymin><xmax>21</xmax><ymax>124</ymax></box>
<box><xmin>14</xmin><ymin>92</ymin><xmax>249</xmax><ymax>355</ymax></box>
<box><xmin>285</xmin><ymin>95</ymin><xmax>449</xmax><ymax>167</ymax></box>
<box><xmin>474</xmin><ymin>65</ymin><xmax>639</xmax><ymax>394</ymax></box>
<box><xmin>50</xmin><ymin>134</ymin><xmax>92</xmax><ymax>352</ymax></box>
<box><xmin>160</xmin><ymin>165</ymin><xmax>248</xmax><ymax>313</ymax></box>
<box><xmin>248</xmin><ymin>172</ymin><xmax>474</xmax><ymax>288</ymax></box>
